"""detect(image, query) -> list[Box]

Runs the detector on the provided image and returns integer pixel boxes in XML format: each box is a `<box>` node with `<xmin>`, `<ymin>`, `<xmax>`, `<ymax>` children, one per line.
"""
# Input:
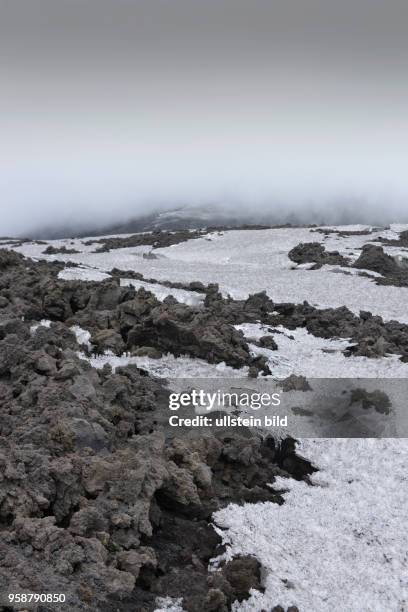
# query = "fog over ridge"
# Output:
<box><xmin>1</xmin><ymin>0</ymin><xmax>407</xmax><ymax>235</ymax></box>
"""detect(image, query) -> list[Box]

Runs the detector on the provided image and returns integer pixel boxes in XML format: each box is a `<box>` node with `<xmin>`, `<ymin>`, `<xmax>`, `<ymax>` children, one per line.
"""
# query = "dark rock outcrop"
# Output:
<box><xmin>257</xmin><ymin>335</ymin><xmax>278</xmax><ymax>350</ymax></box>
<box><xmin>0</xmin><ymin>248</ymin><xmax>25</xmax><ymax>269</ymax></box>
<box><xmin>288</xmin><ymin>242</ymin><xmax>349</xmax><ymax>269</ymax></box>
<box><xmin>311</xmin><ymin>227</ymin><xmax>373</xmax><ymax>237</ymax></box>
<box><xmin>266</xmin><ymin>301</ymin><xmax>408</xmax><ymax>361</ymax></box>
<box><xmin>353</xmin><ymin>244</ymin><xmax>400</xmax><ymax>276</ymax></box>
<box><xmin>43</xmin><ymin>245</ymin><xmax>80</xmax><ymax>255</ymax></box>
<box><xmin>90</xmin><ymin>329</ymin><xmax>125</xmax><ymax>355</ymax></box>
<box><xmin>0</xmin><ymin>248</ymin><xmax>319</xmax><ymax>611</ymax></box>
<box><xmin>353</xmin><ymin>244</ymin><xmax>408</xmax><ymax>287</ymax></box>
<box><xmin>85</xmin><ymin>228</ymin><xmax>207</xmax><ymax>252</ymax></box>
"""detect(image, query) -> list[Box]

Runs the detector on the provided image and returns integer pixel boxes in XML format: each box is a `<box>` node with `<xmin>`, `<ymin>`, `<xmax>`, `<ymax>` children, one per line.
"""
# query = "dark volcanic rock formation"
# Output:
<box><xmin>43</xmin><ymin>245</ymin><xmax>80</xmax><ymax>255</ymax></box>
<box><xmin>2</xmin><ymin>248</ymin><xmax>408</xmax><ymax>364</ymax></box>
<box><xmin>0</xmin><ymin>249</ymin><xmax>270</xmax><ymax>374</ymax></box>
<box><xmin>1</xmin><ymin>248</ymin><xmax>317</xmax><ymax>611</ymax></box>
<box><xmin>0</xmin><ymin>330</ymin><xmax>305</xmax><ymax>611</ymax></box>
<box><xmin>289</xmin><ymin>238</ymin><xmax>408</xmax><ymax>288</ymax></box>
<box><xmin>0</xmin><ymin>248</ymin><xmax>25</xmax><ymax>269</ymax></box>
<box><xmin>353</xmin><ymin>244</ymin><xmax>408</xmax><ymax>287</ymax></box>
<box><xmin>311</xmin><ymin>227</ymin><xmax>373</xmax><ymax>237</ymax></box>
<box><xmin>110</xmin><ymin>267</ymin><xmax>207</xmax><ymax>294</ymax></box>
<box><xmin>119</xmin><ymin>289</ymin><xmax>263</xmax><ymax>371</ymax></box>
<box><xmin>271</xmin><ymin>302</ymin><xmax>408</xmax><ymax>360</ymax></box>
<box><xmin>84</xmin><ymin>228</ymin><xmax>207</xmax><ymax>252</ymax></box>
<box><xmin>2</xmin><ymin>243</ymin><xmax>408</xmax><ymax>608</ymax></box>
<box><xmin>353</xmin><ymin>244</ymin><xmax>400</xmax><ymax>276</ymax></box>
<box><xmin>288</xmin><ymin>242</ymin><xmax>349</xmax><ymax>269</ymax></box>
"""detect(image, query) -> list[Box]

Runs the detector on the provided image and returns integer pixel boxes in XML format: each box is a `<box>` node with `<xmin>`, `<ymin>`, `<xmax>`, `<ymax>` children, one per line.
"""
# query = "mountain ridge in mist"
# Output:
<box><xmin>23</xmin><ymin>202</ymin><xmax>408</xmax><ymax>240</ymax></box>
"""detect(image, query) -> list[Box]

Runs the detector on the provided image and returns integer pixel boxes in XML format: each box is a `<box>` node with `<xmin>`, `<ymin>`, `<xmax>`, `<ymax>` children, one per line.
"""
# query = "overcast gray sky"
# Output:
<box><xmin>1</xmin><ymin>0</ymin><xmax>407</xmax><ymax>235</ymax></box>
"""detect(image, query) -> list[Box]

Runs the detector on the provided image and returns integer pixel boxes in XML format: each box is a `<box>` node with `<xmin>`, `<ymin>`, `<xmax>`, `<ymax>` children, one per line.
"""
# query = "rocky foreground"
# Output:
<box><xmin>0</xmin><ymin>249</ymin><xmax>314</xmax><ymax>612</ymax></box>
<box><xmin>1</xmin><ymin>243</ymin><xmax>408</xmax><ymax>611</ymax></box>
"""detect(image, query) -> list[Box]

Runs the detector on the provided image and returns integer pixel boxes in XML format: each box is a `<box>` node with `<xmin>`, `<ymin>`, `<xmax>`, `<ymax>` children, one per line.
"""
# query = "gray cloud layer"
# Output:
<box><xmin>1</xmin><ymin>0</ymin><xmax>407</xmax><ymax>235</ymax></box>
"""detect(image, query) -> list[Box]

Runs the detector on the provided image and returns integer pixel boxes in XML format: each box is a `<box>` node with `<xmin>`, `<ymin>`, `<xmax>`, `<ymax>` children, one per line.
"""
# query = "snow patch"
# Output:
<box><xmin>58</xmin><ymin>267</ymin><xmax>111</xmax><ymax>282</ymax></box>
<box><xmin>154</xmin><ymin>597</ymin><xmax>184</xmax><ymax>612</ymax></box>
<box><xmin>70</xmin><ymin>325</ymin><xmax>92</xmax><ymax>349</ymax></box>
<box><xmin>30</xmin><ymin>319</ymin><xmax>52</xmax><ymax>334</ymax></box>
<box><xmin>120</xmin><ymin>278</ymin><xmax>204</xmax><ymax>306</ymax></box>
<box><xmin>79</xmin><ymin>350</ymin><xmax>248</xmax><ymax>378</ymax></box>
<box><xmin>236</xmin><ymin>323</ymin><xmax>408</xmax><ymax>378</ymax></box>
<box><xmin>213</xmin><ymin>438</ymin><xmax>408</xmax><ymax>612</ymax></box>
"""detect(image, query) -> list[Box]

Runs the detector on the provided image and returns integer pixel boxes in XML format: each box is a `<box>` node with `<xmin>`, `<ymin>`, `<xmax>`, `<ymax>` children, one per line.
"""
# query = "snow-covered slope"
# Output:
<box><xmin>11</xmin><ymin>224</ymin><xmax>408</xmax><ymax>322</ymax></box>
<box><xmin>7</xmin><ymin>225</ymin><xmax>408</xmax><ymax>612</ymax></box>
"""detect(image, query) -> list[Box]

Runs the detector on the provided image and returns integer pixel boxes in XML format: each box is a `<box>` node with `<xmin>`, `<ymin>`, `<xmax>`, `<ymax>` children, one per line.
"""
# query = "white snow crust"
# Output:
<box><xmin>213</xmin><ymin>438</ymin><xmax>408</xmax><ymax>612</ymax></box>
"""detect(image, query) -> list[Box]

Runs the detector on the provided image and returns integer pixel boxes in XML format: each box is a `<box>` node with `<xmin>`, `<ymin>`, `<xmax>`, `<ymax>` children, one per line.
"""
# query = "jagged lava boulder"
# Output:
<box><xmin>353</xmin><ymin>244</ymin><xmax>400</xmax><ymax>276</ymax></box>
<box><xmin>288</xmin><ymin>242</ymin><xmax>349</xmax><ymax>269</ymax></box>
